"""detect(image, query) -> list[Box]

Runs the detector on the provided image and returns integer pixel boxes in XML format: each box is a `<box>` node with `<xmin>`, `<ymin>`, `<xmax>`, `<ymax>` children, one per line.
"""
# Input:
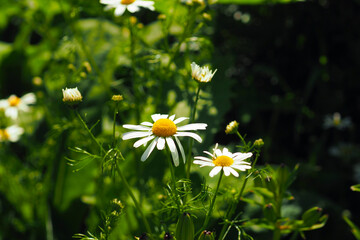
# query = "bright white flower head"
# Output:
<box><xmin>100</xmin><ymin>0</ymin><xmax>155</xmax><ymax>16</ymax></box>
<box><xmin>0</xmin><ymin>93</ymin><xmax>36</xmax><ymax>120</ymax></box>
<box><xmin>191</xmin><ymin>62</ymin><xmax>217</xmax><ymax>83</ymax></box>
<box><xmin>62</xmin><ymin>87</ymin><xmax>83</xmax><ymax>103</ymax></box>
<box><xmin>0</xmin><ymin>125</ymin><xmax>24</xmax><ymax>142</ymax></box>
<box><xmin>194</xmin><ymin>143</ymin><xmax>252</xmax><ymax>177</ymax></box>
<box><xmin>122</xmin><ymin>114</ymin><xmax>207</xmax><ymax>166</ymax></box>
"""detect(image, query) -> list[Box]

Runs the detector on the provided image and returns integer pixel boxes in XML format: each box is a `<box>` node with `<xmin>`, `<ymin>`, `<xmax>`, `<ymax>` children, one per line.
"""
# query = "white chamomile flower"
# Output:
<box><xmin>100</xmin><ymin>0</ymin><xmax>155</xmax><ymax>16</ymax></box>
<box><xmin>122</xmin><ymin>114</ymin><xmax>207</xmax><ymax>166</ymax></box>
<box><xmin>0</xmin><ymin>93</ymin><xmax>36</xmax><ymax>120</ymax></box>
<box><xmin>62</xmin><ymin>87</ymin><xmax>83</xmax><ymax>104</ymax></box>
<box><xmin>194</xmin><ymin>143</ymin><xmax>252</xmax><ymax>177</ymax></box>
<box><xmin>0</xmin><ymin>125</ymin><xmax>24</xmax><ymax>142</ymax></box>
<box><xmin>191</xmin><ymin>62</ymin><xmax>217</xmax><ymax>83</ymax></box>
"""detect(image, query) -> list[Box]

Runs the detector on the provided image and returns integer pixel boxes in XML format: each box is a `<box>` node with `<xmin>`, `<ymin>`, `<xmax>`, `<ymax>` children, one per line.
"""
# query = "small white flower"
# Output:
<box><xmin>0</xmin><ymin>125</ymin><xmax>24</xmax><ymax>142</ymax></box>
<box><xmin>194</xmin><ymin>143</ymin><xmax>252</xmax><ymax>177</ymax></box>
<box><xmin>100</xmin><ymin>0</ymin><xmax>155</xmax><ymax>16</ymax></box>
<box><xmin>62</xmin><ymin>87</ymin><xmax>83</xmax><ymax>103</ymax></box>
<box><xmin>0</xmin><ymin>93</ymin><xmax>36</xmax><ymax>120</ymax></box>
<box><xmin>191</xmin><ymin>62</ymin><xmax>217</xmax><ymax>83</ymax></box>
<box><xmin>122</xmin><ymin>114</ymin><xmax>207</xmax><ymax>166</ymax></box>
<box><xmin>323</xmin><ymin>112</ymin><xmax>352</xmax><ymax>130</ymax></box>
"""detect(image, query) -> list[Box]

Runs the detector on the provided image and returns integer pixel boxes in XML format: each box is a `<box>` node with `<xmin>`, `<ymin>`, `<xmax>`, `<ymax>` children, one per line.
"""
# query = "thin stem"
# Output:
<box><xmin>236</xmin><ymin>130</ymin><xmax>247</xmax><ymax>147</ymax></box>
<box><xmin>75</xmin><ymin>110</ymin><xmax>106</xmax><ymax>155</ymax></box>
<box><xmin>167</xmin><ymin>149</ymin><xmax>181</xmax><ymax>213</ymax></box>
<box><xmin>218</xmin><ymin>152</ymin><xmax>260</xmax><ymax>239</ymax></box>
<box><xmin>112</xmin><ymin>103</ymin><xmax>118</xmax><ymax>147</ymax></box>
<box><xmin>116</xmin><ymin>163</ymin><xmax>153</xmax><ymax>237</ymax></box>
<box><xmin>197</xmin><ymin>171</ymin><xmax>223</xmax><ymax>235</ymax></box>
<box><xmin>185</xmin><ymin>86</ymin><xmax>202</xmax><ymax>179</ymax></box>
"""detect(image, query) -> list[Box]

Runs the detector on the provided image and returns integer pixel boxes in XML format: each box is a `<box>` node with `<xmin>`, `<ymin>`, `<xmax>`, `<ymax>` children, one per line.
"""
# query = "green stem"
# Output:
<box><xmin>116</xmin><ymin>163</ymin><xmax>153</xmax><ymax>237</ymax></box>
<box><xmin>218</xmin><ymin>152</ymin><xmax>260</xmax><ymax>239</ymax></box>
<box><xmin>185</xmin><ymin>86</ymin><xmax>202</xmax><ymax>179</ymax></box>
<box><xmin>167</xmin><ymin>149</ymin><xmax>181</xmax><ymax>213</ymax></box>
<box><xmin>236</xmin><ymin>130</ymin><xmax>247</xmax><ymax>147</ymax></box>
<box><xmin>75</xmin><ymin>110</ymin><xmax>106</xmax><ymax>155</ymax></box>
<box><xmin>112</xmin><ymin>103</ymin><xmax>118</xmax><ymax>147</ymax></box>
<box><xmin>197</xmin><ymin>171</ymin><xmax>223</xmax><ymax>235</ymax></box>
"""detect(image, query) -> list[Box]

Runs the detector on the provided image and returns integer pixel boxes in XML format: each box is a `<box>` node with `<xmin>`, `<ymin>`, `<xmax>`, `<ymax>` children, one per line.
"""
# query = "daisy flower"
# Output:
<box><xmin>100</xmin><ymin>0</ymin><xmax>155</xmax><ymax>16</ymax></box>
<box><xmin>0</xmin><ymin>125</ymin><xmax>24</xmax><ymax>142</ymax></box>
<box><xmin>194</xmin><ymin>144</ymin><xmax>252</xmax><ymax>177</ymax></box>
<box><xmin>0</xmin><ymin>93</ymin><xmax>36</xmax><ymax>120</ymax></box>
<box><xmin>191</xmin><ymin>62</ymin><xmax>217</xmax><ymax>83</ymax></box>
<box><xmin>122</xmin><ymin>114</ymin><xmax>207</xmax><ymax>166</ymax></box>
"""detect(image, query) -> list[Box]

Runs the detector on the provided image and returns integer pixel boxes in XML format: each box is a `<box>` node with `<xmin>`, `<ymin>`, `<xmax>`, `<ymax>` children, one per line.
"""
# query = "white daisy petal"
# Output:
<box><xmin>223</xmin><ymin>167</ymin><xmax>231</xmax><ymax>176</ymax></box>
<box><xmin>209</xmin><ymin>166</ymin><xmax>222</xmax><ymax>177</ymax></box>
<box><xmin>151</xmin><ymin>114</ymin><xmax>162</xmax><ymax>122</ymax></box>
<box><xmin>114</xmin><ymin>5</ymin><xmax>126</xmax><ymax>16</ymax></box>
<box><xmin>123</xmin><ymin>124</ymin><xmax>151</xmax><ymax>131</ymax></box>
<box><xmin>194</xmin><ymin>156</ymin><xmax>212</xmax><ymax>162</ymax></box>
<box><xmin>141</xmin><ymin>138</ymin><xmax>158</xmax><ymax>161</ymax></box>
<box><xmin>133</xmin><ymin>135</ymin><xmax>155</xmax><ymax>148</ymax></box>
<box><xmin>228</xmin><ymin>167</ymin><xmax>239</xmax><ymax>177</ymax></box>
<box><xmin>203</xmin><ymin>151</ymin><xmax>214</xmax><ymax>158</ymax></box>
<box><xmin>141</xmin><ymin>122</ymin><xmax>153</xmax><ymax>127</ymax></box>
<box><xmin>5</xmin><ymin>107</ymin><xmax>18</xmax><ymax>120</ymax></box>
<box><xmin>122</xmin><ymin>131</ymin><xmax>151</xmax><ymax>140</ymax></box>
<box><xmin>175</xmin><ymin>132</ymin><xmax>202</xmax><ymax>142</ymax></box>
<box><xmin>177</xmin><ymin>123</ymin><xmax>208</xmax><ymax>131</ymax></box>
<box><xmin>157</xmin><ymin>137</ymin><xmax>166</xmax><ymax>150</ymax></box>
<box><xmin>231</xmin><ymin>164</ymin><xmax>252</xmax><ymax>171</ymax></box>
<box><xmin>193</xmin><ymin>160</ymin><xmax>214</xmax><ymax>167</ymax></box>
<box><xmin>7</xmin><ymin>126</ymin><xmax>24</xmax><ymax>142</ymax></box>
<box><xmin>169</xmin><ymin>114</ymin><xmax>176</xmax><ymax>121</ymax></box>
<box><xmin>166</xmin><ymin>137</ymin><xmax>179</xmax><ymax>167</ymax></box>
<box><xmin>174</xmin><ymin>136</ymin><xmax>186</xmax><ymax>163</ymax></box>
<box><xmin>127</xmin><ymin>4</ymin><xmax>140</xmax><ymax>13</ymax></box>
<box><xmin>21</xmin><ymin>93</ymin><xmax>36</xmax><ymax>104</ymax></box>
<box><xmin>215</xmin><ymin>149</ymin><xmax>222</xmax><ymax>157</ymax></box>
<box><xmin>173</xmin><ymin>117</ymin><xmax>188</xmax><ymax>124</ymax></box>
<box><xmin>233</xmin><ymin>152</ymin><xmax>253</xmax><ymax>161</ymax></box>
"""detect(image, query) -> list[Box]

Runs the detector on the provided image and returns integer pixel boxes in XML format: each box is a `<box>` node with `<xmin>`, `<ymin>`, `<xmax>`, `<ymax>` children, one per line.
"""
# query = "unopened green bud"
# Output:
<box><xmin>263</xmin><ymin>203</ymin><xmax>277</xmax><ymax>222</ymax></box>
<box><xmin>175</xmin><ymin>212</ymin><xmax>194</xmax><ymax>240</ymax></box>
<box><xmin>80</xmin><ymin>71</ymin><xmax>87</xmax><ymax>78</ymax></box>
<box><xmin>82</xmin><ymin>61</ymin><xmax>92</xmax><ymax>73</ymax></box>
<box><xmin>302</xmin><ymin>207</ymin><xmax>322</xmax><ymax>227</ymax></box>
<box><xmin>198</xmin><ymin>230</ymin><xmax>215</xmax><ymax>240</ymax></box>
<box><xmin>225</xmin><ymin>120</ymin><xmax>239</xmax><ymax>134</ymax></box>
<box><xmin>253</xmin><ymin>138</ymin><xmax>264</xmax><ymax>148</ymax></box>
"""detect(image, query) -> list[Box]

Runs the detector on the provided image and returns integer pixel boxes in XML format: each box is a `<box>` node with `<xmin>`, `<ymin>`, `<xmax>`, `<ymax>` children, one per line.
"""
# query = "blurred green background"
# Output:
<box><xmin>0</xmin><ymin>0</ymin><xmax>359</xmax><ymax>239</ymax></box>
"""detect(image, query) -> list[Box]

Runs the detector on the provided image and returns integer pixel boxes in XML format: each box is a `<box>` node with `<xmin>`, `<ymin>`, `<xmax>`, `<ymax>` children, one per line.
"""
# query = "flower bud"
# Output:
<box><xmin>191</xmin><ymin>62</ymin><xmax>217</xmax><ymax>83</ymax></box>
<box><xmin>253</xmin><ymin>138</ymin><xmax>264</xmax><ymax>148</ymax></box>
<box><xmin>225</xmin><ymin>120</ymin><xmax>238</xmax><ymax>134</ymax></box>
<box><xmin>175</xmin><ymin>212</ymin><xmax>194</xmax><ymax>240</ymax></box>
<box><xmin>62</xmin><ymin>87</ymin><xmax>82</xmax><ymax>106</ymax></box>
<box><xmin>112</xmin><ymin>95</ymin><xmax>123</xmax><ymax>102</ymax></box>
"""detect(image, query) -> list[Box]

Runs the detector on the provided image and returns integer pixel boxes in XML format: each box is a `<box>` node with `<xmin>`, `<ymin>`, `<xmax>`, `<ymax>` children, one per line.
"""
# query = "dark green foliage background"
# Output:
<box><xmin>0</xmin><ymin>0</ymin><xmax>359</xmax><ymax>239</ymax></box>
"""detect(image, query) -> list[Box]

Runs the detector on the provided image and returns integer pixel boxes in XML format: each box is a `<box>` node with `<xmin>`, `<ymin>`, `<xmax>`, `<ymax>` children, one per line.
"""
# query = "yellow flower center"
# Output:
<box><xmin>212</xmin><ymin>155</ymin><xmax>234</xmax><ymax>167</ymax></box>
<box><xmin>8</xmin><ymin>96</ymin><xmax>21</xmax><ymax>107</ymax></box>
<box><xmin>121</xmin><ymin>0</ymin><xmax>135</xmax><ymax>4</ymax></box>
<box><xmin>0</xmin><ymin>129</ymin><xmax>10</xmax><ymax>140</ymax></box>
<box><xmin>152</xmin><ymin>119</ymin><xmax>177</xmax><ymax>137</ymax></box>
